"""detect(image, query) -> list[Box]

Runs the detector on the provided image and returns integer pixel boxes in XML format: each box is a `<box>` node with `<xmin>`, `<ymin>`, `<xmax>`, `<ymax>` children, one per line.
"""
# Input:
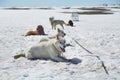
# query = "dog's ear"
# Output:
<box><xmin>56</xmin><ymin>35</ymin><xmax>61</xmax><ymax>40</ymax></box>
<box><xmin>56</xmin><ymin>35</ymin><xmax>59</xmax><ymax>40</ymax></box>
<box><xmin>51</xmin><ymin>16</ymin><xmax>54</xmax><ymax>19</ymax></box>
<box><xmin>52</xmin><ymin>16</ymin><xmax>54</xmax><ymax>18</ymax></box>
<box><xmin>37</xmin><ymin>25</ymin><xmax>40</xmax><ymax>31</ymax></box>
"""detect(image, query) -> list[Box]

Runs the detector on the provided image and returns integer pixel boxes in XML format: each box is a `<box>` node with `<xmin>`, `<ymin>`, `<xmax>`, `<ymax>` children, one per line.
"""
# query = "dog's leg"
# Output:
<box><xmin>60</xmin><ymin>24</ymin><xmax>64</xmax><ymax>29</ymax></box>
<box><xmin>51</xmin><ymin>25</ymin><xmax>53</xmax><ymax>29</ymax></box>
<box><xmin>14</xmin><ymin>52</ymin><xmax>25</xmax><ymax>59</ymax></box>
<box><xmin>49</xmin><ymin>48</ymin><xmax>68</xmax><ymax>62</ymax></box>
<box><xmin>50</xmin><ymin>55</ymin><xmax>69</xmax><ymax>62</ymax></box>
<box><xmin>53</xmin><ymin>24</ymin><xmax>56</xmax><ymax>30</ymax></box>
<box><xmin>53</xmin><ymin>25</ymin><xmax>56</xmax><ymax>30</ymax></box>
<box><xmin>52</xmin><ymin>57</ymin><xmax>67</xmax><ymax>62</ymax></box>
<box><xmin>55</xmin><ymin>26</ymin><xmax>56</xmax><ymax>30</ymax></box>
<box><xmin>52</xmin><ymin>24</ymin><xmax>56</xmax><ymax>30</ymax></box>
<box><xmin>58</xmin><ymin>56</ymin><xmax>70</xmax><ymax>62</ymax></box>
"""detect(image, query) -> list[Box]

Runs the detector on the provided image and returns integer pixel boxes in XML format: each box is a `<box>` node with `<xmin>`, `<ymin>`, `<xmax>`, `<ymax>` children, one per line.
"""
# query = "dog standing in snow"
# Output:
<box><xmin>49</xmin><ymin>17</ymin><xmax>67</xmax><ymax>30</ymax></box>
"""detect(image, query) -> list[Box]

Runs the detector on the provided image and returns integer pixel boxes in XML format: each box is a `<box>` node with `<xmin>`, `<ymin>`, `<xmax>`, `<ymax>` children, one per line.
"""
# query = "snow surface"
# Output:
<box><xmin>0</xmin><ymin>8</ymin><xmax>120</xmax><ymax>80</ymax></box>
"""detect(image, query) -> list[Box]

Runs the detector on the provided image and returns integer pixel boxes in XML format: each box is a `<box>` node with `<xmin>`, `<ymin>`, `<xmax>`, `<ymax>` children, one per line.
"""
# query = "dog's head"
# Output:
<box><xmin>68</xmin><ymin>20</ymin><xmax>73</xmax><ymax>26</ymax></box>
<box><xmin>36</xmin><ymin>25</ymin><xmax>45</xmax><ymax>35</ymax></box>
<box><xmin>54</xmin><ymin>35</ymin><xmax>66</xmax><ymax>53</ymax></box>
<box><xmin>49</xmin><ymin>17</ymin><xmax>54</xmax><ymax>21</ymax></box>
<box><xmin>57</xmin><ymin>28</ymin><xmax>66</xmax><ymax>37</ymax></box>
<box><xmin>36</xmin><ymin>25</ymin><xmax>43</xmax><ymax>31</ymax></box>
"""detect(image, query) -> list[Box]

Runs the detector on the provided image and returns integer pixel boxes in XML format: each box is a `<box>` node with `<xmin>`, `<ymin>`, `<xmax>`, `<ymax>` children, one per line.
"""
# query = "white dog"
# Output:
<box><xmin>14</xmin><ymin>36</ymin><xmax>69</xmax><ymax>62</ymax></box>
<box><xmin>49</xmin><ymin>17</ymin><xmax>67</xmax><ymax>30</ymax></box>
<box><xmin>39</xmin><ymin>28</ymin><xmax>66</xmax><ymax>42</ymax></box>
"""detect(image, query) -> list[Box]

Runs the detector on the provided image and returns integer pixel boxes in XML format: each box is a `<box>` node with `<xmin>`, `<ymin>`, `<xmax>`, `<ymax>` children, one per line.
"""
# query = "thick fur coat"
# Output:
<box><xmin>14</xmin><ymin>37</ymin><xmax>68</xmax><ymax>62</ymax></box>
<box><xmin>25</xmin><ymin>25</ymin><xmax>46</xmax><ymax>36</ymax></box>
<box><xmin>39</xmin><ymin>28</ymin><xmax>66</xmax><ymax>42</ymax></box>
<box><xmin>49</xmin><ymin>17</ymin><xmax>66</xmax><ymax>30</ymax></box>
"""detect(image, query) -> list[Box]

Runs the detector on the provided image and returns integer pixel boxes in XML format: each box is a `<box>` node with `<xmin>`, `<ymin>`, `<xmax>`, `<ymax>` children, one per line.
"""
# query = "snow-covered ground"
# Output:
<box><xmin>0</xmin><ymin>7</ymin><xmax>120</xmax><ymax>80</ymax></box>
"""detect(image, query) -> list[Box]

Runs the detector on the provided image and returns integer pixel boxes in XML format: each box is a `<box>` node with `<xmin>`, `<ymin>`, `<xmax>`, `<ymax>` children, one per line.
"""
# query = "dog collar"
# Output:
<box><xmin>52</xmin><ymin>44</ymin><xmax>62</xmax><ymax>56</ymax></box>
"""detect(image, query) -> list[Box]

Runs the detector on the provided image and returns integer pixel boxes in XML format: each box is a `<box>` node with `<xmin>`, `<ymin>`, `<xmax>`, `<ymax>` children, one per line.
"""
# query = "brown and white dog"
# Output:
<box><xmin>25</xmin><ymin>25</ymin><xmax>46</xmax><ymax>36</ymax></box>
<box><xmin>67</xmin><ymin>20</ymin><xmax>74</xmax><ymax>27</ymax></box>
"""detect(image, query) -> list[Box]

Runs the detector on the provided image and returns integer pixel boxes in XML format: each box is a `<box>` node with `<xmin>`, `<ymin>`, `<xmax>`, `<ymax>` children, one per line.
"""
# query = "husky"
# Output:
<box><xmin>14</xmin><ymin>36</ymin><xmax>69</xmax><ymax>62</ymax></box>
<box><xmin>49</xmin><ymin>17</ymin><xmax>67</xmax><ymax>30</ymax></box>
<box><xmin>39</xmin><ymin>28</ymin><xmax>66</xmax><ymax>42</ymax></box>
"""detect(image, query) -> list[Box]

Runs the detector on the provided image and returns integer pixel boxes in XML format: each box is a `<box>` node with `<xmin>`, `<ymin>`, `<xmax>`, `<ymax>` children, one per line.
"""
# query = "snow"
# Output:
<box><xmin>0</xmin><ymin>8</ymin><xmax>120</xmax><ymax>80</ymax></box>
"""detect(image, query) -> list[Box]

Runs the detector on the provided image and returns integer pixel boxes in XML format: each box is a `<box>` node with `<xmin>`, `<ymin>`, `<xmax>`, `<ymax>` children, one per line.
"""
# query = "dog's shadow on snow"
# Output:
<box><xmin>31</xmin><ymin>57</ymin><xmax>81</xmax><ymax>65</ymax></box>
<box><xmin>68</xmin><ymin>58</ymin><xmax>82</xmax><ymax>64</ymax></box>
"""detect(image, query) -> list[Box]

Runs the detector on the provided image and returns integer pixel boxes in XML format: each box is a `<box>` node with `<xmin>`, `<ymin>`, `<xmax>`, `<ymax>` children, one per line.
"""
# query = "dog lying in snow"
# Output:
<box><xmin>67</xmin><ymin>20</ymin><xmax>74</xmax><ymax>27</ymax></box>
<box><xmin>39</xmin><ymin>28</ymin><xmax>73</xmax><ymax>48</ymax></box>
<box><xmin>39</xmin><ymin>28</ymin><xmax>66</xmax><ymax>42</ymax></box>
<box><xmin>25</xmin><ymin>25</ymin><xmax>46</xmax><ymax>36</ymax></box>
<box><xmin>14</xmin><ymin>35</ymin><xmax>69</xmax><ymax>62</ymax></box>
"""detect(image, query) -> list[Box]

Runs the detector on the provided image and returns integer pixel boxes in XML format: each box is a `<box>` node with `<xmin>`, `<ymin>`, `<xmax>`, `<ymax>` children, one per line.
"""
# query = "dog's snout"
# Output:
<box><xmin>64</xmin><ymin>33</ymin><xmax>66</xmax><ymax>36</ymax></box>
<box><xmin>63</xmin><ymin>45</ymin><xmax>66</xmax><ymax>48</ymax></box>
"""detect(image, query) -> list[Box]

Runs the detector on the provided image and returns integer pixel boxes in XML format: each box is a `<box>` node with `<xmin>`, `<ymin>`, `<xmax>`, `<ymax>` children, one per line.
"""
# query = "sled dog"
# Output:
<box><xmin>49</xmin><ymin>17</ymin><xmax>67</xmax><ymax>29</ymax></box>
<box><xmin>14</xmin><ymin>36</ymin><xmax>68</xmax><ymax>62</ymax></box>
<box><xmin>25</xmin><ymin>25</ymin><xmax>46</xmax><ymax>36</ymax></box>
<box><xmin>39</xmin><ymin>28</ymin><xmax>66</xmax><ymax>42</ymax></box>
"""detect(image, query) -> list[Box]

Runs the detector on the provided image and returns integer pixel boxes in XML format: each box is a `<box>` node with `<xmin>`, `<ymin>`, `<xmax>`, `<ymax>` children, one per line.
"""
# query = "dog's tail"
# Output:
<box><xmin>21</xmin><ymin>34</ymin><xmax>27</xmax><ymax>37</ymax></box>
<box><xmin>14</xmin><ymin>52</ymin><xmax>25</xmax><ymax>59</ymax></box>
